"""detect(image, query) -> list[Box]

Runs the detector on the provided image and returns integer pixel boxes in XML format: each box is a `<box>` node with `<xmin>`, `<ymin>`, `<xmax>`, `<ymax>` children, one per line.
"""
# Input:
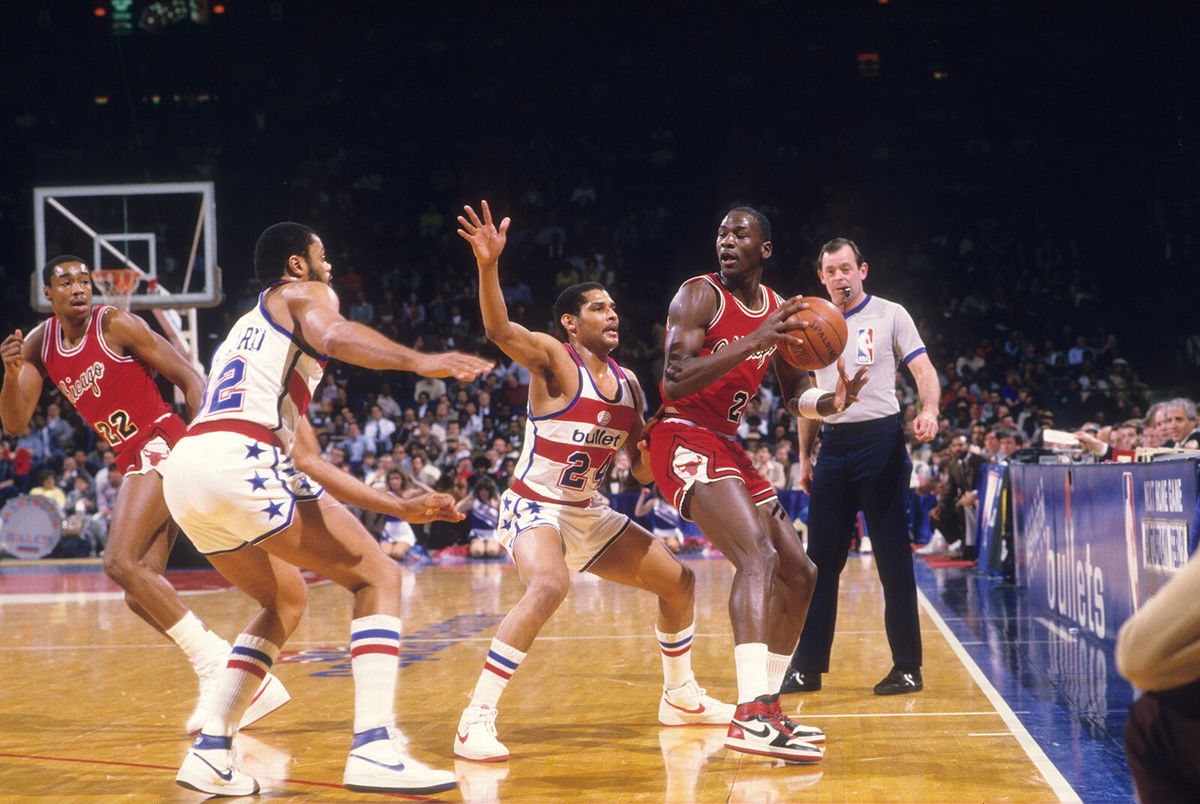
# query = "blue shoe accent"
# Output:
<box><xmin>191</xmin><ymin>751</ymin><xmax>235</xmax><ymax>782</ymax></box>
<box><xmin>351</xmin><ymin>726</ymin><xmax>390</xmax><ymax>749</ymax></box>
<box><xmin>193</xmin><ymin>733</ymin><xmax>233</xmax><ymax>751</ymax></box>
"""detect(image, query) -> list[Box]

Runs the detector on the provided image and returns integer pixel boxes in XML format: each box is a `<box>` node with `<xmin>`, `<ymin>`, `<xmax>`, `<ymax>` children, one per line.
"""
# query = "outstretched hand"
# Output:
<box><xmin>416</xmin><ymin>351</ymin><xmax>496</xmax><ymax>382</ymax></box>
<box><xmin>831</xmin><ymin>357</ymin><xmax>869</xmax><ymax>412</ymax></box>
<box><xmin>397</xmin><ymin>492</ymin><xmax>465</xmax><ymax>524</ymax></box>
<box><xmin>457</xmin><ymin>200</ymin><xmax>511</xmax><ymax>268</ymax></box>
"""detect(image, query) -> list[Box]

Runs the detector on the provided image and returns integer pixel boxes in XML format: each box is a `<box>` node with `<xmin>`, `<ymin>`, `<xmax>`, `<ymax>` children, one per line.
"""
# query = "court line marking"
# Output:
<box><xmin>0</xmin><ymin>752</ymin><xmax>440</xmax><ymax>801</ymax></box>
<box><xmin>918</xmin><ymin>588</ymin><xmax>1082</xmax><ymax>804</ymax></box>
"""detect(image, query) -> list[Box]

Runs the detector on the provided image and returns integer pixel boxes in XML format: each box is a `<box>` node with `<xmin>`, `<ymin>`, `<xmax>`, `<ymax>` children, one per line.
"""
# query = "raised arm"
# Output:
<box><xmin>291</xmin><ymin>417</ymin><xmax>463</xmax><ymax>524</ymax></box>
<box><xmin>0</xmin><ymin>324</ymin><xmax>47</xmax><ymax>435</ymax></box>
<box><xmin>661</xmin><ymin>283</ymin><xmax>805</xmax><ymax>402</ymax></box>
<box><xmin>457</xmin><ymin>201</ymin><xmax>563</xmax><ymax>375</ymax></box>
<box><xmin>103</xmin><ymin>309</ymin><xmax>206</xmax><ymax>418</ymax></box>
<box><xmin>285</xmin><ymin>282</ymin><xmax>493</xmax><ymax>382</ymax></box>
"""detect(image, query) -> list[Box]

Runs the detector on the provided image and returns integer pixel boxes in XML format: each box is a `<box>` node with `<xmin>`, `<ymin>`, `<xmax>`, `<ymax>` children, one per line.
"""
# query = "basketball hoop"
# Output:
<box><xmin>91</xmin><ymin>268</ymin><xmax>143</xmax><ymax>311</ymax></box>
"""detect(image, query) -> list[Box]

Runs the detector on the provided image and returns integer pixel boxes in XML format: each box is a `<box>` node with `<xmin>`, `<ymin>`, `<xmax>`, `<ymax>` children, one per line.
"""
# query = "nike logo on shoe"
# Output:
<box><xmin>666</xmin><ymin>701</ymin><xmax>706</xmax><ymax>715</ymax></box>
<box><xmin>192</xmin><ymin>752</ymin><xmax>234</xmax><ymax>782</ymax></box>
<box><xmin>455</xmin><ymin>731</ymin><xmax>469</xmax><ymax>744</ymax></box>
<box><xmin>739</xmin><ymin>723</ymin><xmax>772</xmax><ymax>739</ymax></box>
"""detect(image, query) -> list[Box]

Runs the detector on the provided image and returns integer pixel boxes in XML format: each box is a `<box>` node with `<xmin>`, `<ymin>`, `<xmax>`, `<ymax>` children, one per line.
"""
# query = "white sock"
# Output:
<box><xmin>166</xmin><ymin>610</ymin><xmax>231</xmax><ymax>662</ymax></box>
<box><xmin>733</xmin><ymin>642</ymin><xmax>770</xmax><ymax>704</ymax></box>
<box><xmin>470</xmin><ymin>638</ymin><xmax>526</xmax><ymax>708</ymax></box>
<box><xmin>767</xmin><ymin>652</ymin><xmax>792</xmax><ymax>694</ymax></box>
<box><xmin>204</xmin><ymin>633</ymin><xmax>279</xmax><ymax>737</ymax></box>
<box><xmin>350</xmin><ymin>614</ymin><xmax>401</xmax><ymax>734</ymax></box>
<box><xmin>656</xmin><ymin>623</ymin><xmax>696</xmax><ymax>689</ymax></box>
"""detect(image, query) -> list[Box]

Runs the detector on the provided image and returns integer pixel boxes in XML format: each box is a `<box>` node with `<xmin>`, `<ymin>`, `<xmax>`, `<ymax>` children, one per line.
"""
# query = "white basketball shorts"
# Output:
<box><xmin>162</xmin><ymin>428</ymin><xmax>324</xmax><ymax>555</ymax></box>
<box><xmin>496</xmin><ymin>488</ymin><xmax>630</xmax><ymax>572</ymax></box>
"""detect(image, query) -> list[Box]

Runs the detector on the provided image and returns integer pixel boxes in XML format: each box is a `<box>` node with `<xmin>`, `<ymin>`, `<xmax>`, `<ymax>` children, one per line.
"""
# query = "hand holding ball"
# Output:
<box><xmin>777</xmin><ymin>296</ymin><xmax>848</xmax><ymax>370</ymax></box>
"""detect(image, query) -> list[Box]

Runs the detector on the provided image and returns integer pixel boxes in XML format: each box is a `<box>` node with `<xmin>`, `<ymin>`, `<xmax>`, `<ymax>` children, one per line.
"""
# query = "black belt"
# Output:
<box><xmin>821</xmin><ymin>412</ymin><xmax>901</xmax><ymax>436</ymax></box>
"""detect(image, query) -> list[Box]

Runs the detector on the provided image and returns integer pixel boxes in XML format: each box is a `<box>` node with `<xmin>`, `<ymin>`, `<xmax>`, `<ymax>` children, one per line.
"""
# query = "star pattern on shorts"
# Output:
<box><xmin>246</xmin><ymin>472</ymin><xmax>268</xmax><ymax>492</ymax></box>
<box><xmin>262</xmin><ymin>500</ymin><xmax>285</xmax><ymax>520</ymax></box>
<box><xmin>244</xmin><ymin>442</ymin><xmax>266</xmax><ymax>460</ymax></box>
<box><xmin>298</xmin><ymin>477</ymin><xmax>313</xmax><ymax>493</ymax></box>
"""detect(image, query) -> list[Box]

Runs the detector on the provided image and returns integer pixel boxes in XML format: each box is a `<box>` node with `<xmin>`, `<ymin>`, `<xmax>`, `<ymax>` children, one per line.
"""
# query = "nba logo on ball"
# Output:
<box><xmin>856</xmin><ymin>328</ymin><xmax>875</xmax><ymax>365</ymax></box>
<box><xmin>597</xmin><ymin>411</ymin><xmax>611</xmax><ymax>426</ymax></box>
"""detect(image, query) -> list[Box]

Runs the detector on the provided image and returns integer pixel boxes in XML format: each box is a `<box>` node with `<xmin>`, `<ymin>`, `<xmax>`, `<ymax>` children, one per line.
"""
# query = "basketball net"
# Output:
<box><xmin>91</xmin><ymin>268</ymin><xmax>143</xmax><ymax>311</ymax></box>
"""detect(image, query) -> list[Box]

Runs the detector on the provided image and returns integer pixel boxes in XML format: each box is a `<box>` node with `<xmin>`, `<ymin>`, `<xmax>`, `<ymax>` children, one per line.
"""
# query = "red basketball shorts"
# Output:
<box><xmin>646</xmin><ymin>419</ymin><xmax>777</xmax><ymax>520</ymax></box>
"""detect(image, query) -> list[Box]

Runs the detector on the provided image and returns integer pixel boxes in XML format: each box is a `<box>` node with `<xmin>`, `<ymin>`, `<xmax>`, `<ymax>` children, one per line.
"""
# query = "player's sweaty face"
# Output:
<box><xmin>46</xmin><ymin>262</ymin><xmax>94</xmax><ymax>316</ymax></box>
<box><xmin>715</xmin><ymin>213</ymin><xmax>767</xmax><ymax>274</ymax></box>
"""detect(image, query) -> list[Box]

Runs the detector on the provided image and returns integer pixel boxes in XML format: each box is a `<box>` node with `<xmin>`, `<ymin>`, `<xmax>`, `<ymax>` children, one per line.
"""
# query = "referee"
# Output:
<box><xmin>782</xmin><ymin>238</ymin><xmax>940</xmax><ymax>695</ymax></box>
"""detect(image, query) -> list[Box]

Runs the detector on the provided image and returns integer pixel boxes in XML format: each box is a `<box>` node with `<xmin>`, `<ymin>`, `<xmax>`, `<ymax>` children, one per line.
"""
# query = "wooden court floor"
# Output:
<box><xmin>0</xmin><ymin>554</ymin><xmax>1073</xmax><ymax>802</ymax></box>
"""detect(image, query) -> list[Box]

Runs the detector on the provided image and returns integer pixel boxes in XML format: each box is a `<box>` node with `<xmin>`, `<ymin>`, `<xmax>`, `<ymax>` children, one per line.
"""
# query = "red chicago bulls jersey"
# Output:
<box><xmin>41</xmin><ymin>305</ymin><xmax>174</xmax><ymax>461</ymax></box>
<box><xmin>662</xmin><ymin>274</ymin><xmax>782</xmax><ymax>437</ymax></box>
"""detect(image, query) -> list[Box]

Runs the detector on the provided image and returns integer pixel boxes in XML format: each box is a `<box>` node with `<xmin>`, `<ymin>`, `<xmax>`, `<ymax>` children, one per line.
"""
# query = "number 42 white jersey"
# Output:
<box><xmin>509</xmin><ymin>344</ymin><xmax>638</xmax><ymax>507</ymax></box>
<box><xmin>192</xmin><ymin>282</ymin><xmax>328</xmax><ymax>451</ymax></box>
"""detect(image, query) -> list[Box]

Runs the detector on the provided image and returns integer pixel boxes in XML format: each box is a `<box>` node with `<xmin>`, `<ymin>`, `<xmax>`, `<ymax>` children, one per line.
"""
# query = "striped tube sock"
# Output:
<box><xmin>733</xmin><ymin>642</ymin><xmax>770</xmax><ymax>705</ymax></box>
<box><xmin>350</xmin><ymin>614</ymin><xmax>402</xmax><ymax>734</ymax></box>
<box><xmin>205</xmin><ymin>633</ymin><xmax>279</xmax><ymax>737</ymax></box>
<box><xmin>656</xmin><ymin>624</ymin><xmax>696</xmax><ymax>689</ymax></box>
<box><xmin>767</xmin><ymin>651</ymin><xmax>792</xmax><ymax>695</ymax></box>
<box><xmin>469</xmin><ymin>638</ymin><xmax>526</xmax><ymax>708</ymax></box>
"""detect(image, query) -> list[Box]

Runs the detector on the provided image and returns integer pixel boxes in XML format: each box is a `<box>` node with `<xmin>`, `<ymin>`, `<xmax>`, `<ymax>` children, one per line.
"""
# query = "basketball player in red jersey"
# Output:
<box><xmin>0</xmin><ymin>256</ymin><xmax>289</xmax><ymax>733</ymax></box>
<box><xmin>451</xmin><ymin>201</ymin><xmax>735</xmax><ymax>763</ymax></box>
<box><xmin>645</xmin><ymin>207</ymin><xmax>865</xmax><ymax>763</ymax></box>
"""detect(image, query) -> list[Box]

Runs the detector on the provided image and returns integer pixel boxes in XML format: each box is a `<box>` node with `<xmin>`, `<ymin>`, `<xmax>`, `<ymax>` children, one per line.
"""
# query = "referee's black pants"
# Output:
<box><xmin>791</xmin><ymin>413</ymin><xmax>922</xmax><ymax>674</ymax></box>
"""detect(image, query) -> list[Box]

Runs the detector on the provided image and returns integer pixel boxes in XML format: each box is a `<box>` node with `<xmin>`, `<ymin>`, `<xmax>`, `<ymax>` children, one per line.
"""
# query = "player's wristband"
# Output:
<box><xmin>797</xmin><ymin>387</ymin><xmax>826</xmax><ymax>420</ymax></box>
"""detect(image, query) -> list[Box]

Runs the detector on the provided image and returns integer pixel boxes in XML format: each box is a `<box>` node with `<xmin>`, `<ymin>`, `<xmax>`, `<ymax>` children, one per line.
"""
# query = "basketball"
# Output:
<box><xmin>777</xmin><ymin>296</ymin><xmax>848</xmax><ymax>370</ymax></box>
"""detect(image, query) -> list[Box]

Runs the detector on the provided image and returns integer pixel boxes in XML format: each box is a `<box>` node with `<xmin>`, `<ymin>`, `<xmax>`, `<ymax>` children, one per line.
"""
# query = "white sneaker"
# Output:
<box><xmin>658</xmin><ymin>679</ymin><xmax>737</xmax><ymax>726</ymax></box>
<box><xmin>946</xmin><ymin>540</ymin><xmax>964</xmax><ymax>559</ymax></box>
<box><xmin>454</xmin><ymin>704</ymin><xmax>509</xmax><ymax>761</ymax></box>
<box><xmin>240</xmin><ymin>672</ymin><xmax>291</xmax><ymax>729</ymax></box>
<box><xmin>915</xmin><ymin>531</ymin><xmax>947</xmax><ymax>555</ymax></box>
<box><xmin>186</xmin><ymin>652</ymin><xmax>290</xmax><ymax>734</ymax></box>
<box><xmin>859</xmin><ymin>536</ymin><xmax>873</xmax><ymax>554</ymax></box>
<box><xmin>176</xmin><ymin>734</ymin><xmax>260</xmax><ymax>796</ymax></box>
<box><xmin>344</xmin><ymin>726</ymin><xmax>457</xmax><ymax>794</ymax></box>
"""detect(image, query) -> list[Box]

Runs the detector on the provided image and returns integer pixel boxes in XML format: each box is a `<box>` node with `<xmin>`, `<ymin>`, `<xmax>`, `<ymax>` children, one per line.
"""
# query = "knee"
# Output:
<box><xmin>272</xmin><ymin>579</ymin><xmax>309</xmax><ymax>632</ymax></box>
<box><xmin>525</xmin><ymin>575</ymin><xmax>570</xmax><ymax>611</ymax></box>
<box><xmin>102</xmin><ymin>547</ymin><xmax>138</xmax><ymax>587</ymax></box>
<box><xmin>739</xmin><ymin>538</ymin><xmax>780</xmax><ymax>578</ymax></box>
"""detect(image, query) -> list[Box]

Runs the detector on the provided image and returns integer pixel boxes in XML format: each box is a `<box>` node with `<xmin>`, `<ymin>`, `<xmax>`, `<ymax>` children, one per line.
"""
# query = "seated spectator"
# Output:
<box><xmin>457</xmin><ymin>478</ymin><xmax>501</xmax><ymax>558</ymax></box>
<box><xmin>363</xmin><ymin>404</ymin><xmax>397</xmax><ymax>454</ymax></box>
<box><xmin>752</xmin><ymin>444</ymin><xmax>785</xmax><ymax>492</ymax></box>
<box><xmin>0</xmin><ymin>439</ymin><xmax>18</xmax><ymax>506</ymax></box>
<box><xmin>1159</xmin><ymin>398</ymin><xmax>1200</xmax><ymax>448</ymax></box>
<box><xmin>411</xmin><ymin>455</ymin><xmax>442</xmax><ymax>488</ymax></box>
<box><xmin>634</xmin><ymin>484</ymin><xmax>684</xmax><ymax>554</ymax></box>
<box><xmin>605</xmin><ymin>449</ymin><xmax>642</xmax><ymax>495</ymax></box>
<box><xmin>414</xmin><ymin>375</ymin><xmax>448</xmax><ymax>405</ymax></box>
<box><xmin>29</xmin><ymin>469</ymin><xmax>66</xmax><ymax>512</ymax></box>
<box><xmin>338</xmin><ymin>422</ymin><xmax>371</xmax><ymax>474</ymax></box>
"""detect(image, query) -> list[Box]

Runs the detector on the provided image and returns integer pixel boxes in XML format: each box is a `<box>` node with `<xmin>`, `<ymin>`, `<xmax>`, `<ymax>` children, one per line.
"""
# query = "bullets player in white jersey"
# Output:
<box><xmin>451</xmin><ymin>201</ymin><xmax>734</xmax><ymax>763</ymax></box>
<box><xmin>162</xmin><ymin>222</ymin><xmax>494</xmax><ymax>797</ymax></box>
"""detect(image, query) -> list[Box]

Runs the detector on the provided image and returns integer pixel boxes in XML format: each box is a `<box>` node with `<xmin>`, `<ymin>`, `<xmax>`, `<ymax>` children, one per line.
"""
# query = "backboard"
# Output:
<box><xmin>32</xmin><ymin>181</ymin><xmax>221</xmax><ymax>312</ymax></box>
